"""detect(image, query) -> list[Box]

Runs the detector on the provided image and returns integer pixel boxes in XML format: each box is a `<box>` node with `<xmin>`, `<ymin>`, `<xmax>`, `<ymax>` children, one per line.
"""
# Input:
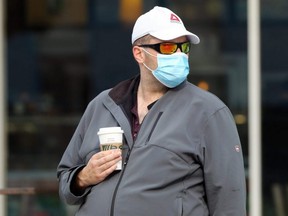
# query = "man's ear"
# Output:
<box><xmin>132</xmin><ymin>46</ymin><xmax>144</xmax><ymax>64</ymax></box>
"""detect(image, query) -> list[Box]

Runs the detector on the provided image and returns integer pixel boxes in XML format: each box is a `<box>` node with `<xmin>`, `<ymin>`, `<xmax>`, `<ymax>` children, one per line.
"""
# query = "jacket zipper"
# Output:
<box><xmin>109</xmin><ymin>111</ymin><xmax>163</xmax><ymax>216</ymax></box>
<box><xmin>110</xmin><ymin>141</ymin><xmax>133</xmax><ymax>216</ymax></box>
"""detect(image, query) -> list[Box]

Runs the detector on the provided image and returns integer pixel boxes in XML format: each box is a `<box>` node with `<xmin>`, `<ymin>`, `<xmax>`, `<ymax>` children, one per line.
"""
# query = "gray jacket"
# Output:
<box><xmin>57</xmin><ymin>77</ymin><xmax>246</xmax><ymax>216</ymax></box>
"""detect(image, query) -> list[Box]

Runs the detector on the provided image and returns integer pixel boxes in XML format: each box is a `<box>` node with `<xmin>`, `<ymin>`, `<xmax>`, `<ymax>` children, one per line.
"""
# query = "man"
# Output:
<box><xmin>57</xmin><ymin>6</ymin><xmax>246</xmax><ymax>215</ymax></box>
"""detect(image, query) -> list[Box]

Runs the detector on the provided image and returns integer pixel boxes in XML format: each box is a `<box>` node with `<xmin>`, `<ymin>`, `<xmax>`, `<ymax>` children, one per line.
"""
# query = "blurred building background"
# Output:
<box><xmin>0</xmin><ymin>0</ymin><xmax>288</xmax><ymax>215</ymax></box>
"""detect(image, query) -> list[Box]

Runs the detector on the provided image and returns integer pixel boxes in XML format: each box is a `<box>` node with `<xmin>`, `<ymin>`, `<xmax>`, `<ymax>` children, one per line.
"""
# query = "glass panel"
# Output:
<box><xmin>261</xmin><ymin>1</ymin><xmax>288</xmax><ymax>215</ymax></box>
<box><xmin>6</xmin><ymin>0</ymin><xmax>91</xmax><ymax>214</ymax></box>
<box><xmin>6</xmin><ymin>0</ymin><xmax>249</xmax><ymax>214</ymax></box>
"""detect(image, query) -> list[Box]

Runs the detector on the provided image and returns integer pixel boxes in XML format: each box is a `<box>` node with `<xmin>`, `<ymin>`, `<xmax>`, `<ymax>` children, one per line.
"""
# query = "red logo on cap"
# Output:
<box><xmin>170</xmin><ymin>14</ymin><xmax>180</xmax><ymax>23</ymax></box>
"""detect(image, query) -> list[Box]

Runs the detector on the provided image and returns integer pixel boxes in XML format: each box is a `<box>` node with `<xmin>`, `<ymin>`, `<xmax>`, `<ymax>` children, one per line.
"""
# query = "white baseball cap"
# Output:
<box><xmin>131</xmin><ymin>6</ymin><xmax>200</xmax><ymax>44</ymax></box>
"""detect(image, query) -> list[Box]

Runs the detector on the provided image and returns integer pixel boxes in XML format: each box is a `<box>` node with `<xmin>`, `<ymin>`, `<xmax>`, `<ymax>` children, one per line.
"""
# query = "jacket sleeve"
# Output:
<box><xmin>56</xmin><ymin>104</ymin><xmax>93</xmax><ymax>205</ymax></box>
<box><xmin>201</xmin><ymin>107</ymin><xmax>247</xmax><ymax>215</ymax></box>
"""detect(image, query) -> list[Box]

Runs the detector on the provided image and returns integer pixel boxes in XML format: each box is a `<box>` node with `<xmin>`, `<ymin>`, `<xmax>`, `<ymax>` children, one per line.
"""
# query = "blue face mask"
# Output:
<box><xmin>142</xmin><ymin>49</ymin><xmax>190</xmax><ymax>88</ymax></box>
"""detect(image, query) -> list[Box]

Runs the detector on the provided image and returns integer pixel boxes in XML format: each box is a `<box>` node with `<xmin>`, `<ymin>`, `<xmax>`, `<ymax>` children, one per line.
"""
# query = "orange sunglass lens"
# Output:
<box><xmin>160</xmin><ymin>44</ymin><xmax>177</xmax><ymax>54</ymax></box>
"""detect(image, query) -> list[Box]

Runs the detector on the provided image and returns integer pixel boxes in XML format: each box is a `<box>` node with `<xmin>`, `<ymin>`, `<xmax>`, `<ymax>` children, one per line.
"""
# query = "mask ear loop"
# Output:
<box><xmin>141</xmin><ymin>48</ymin><xmax>157</xmax><ymax>72</ymax></box>
<box><xmin>141</xmin><ymin>48</ymin><xmax>157</xmax><ymax>57</ymax></box>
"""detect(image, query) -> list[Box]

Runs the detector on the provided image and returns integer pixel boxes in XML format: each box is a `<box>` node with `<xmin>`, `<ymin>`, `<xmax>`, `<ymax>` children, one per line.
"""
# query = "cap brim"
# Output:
<box><xmin>150</xmin><ymin>29</ymin><xmax>200</xmax><ymax>44</ymax></box>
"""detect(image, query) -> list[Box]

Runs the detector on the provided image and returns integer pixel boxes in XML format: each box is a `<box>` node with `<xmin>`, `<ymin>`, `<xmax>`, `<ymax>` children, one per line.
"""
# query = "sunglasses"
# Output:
<box><xmin>139</xmin><ymin>41</ymin><xmax>191</xmax><ymax>55</ymax></box>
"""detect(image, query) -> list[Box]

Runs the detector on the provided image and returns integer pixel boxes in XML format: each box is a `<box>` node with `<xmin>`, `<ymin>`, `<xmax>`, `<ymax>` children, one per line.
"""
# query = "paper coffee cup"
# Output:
<box><xmin>97</xmin><ymin>127</ymin><xmax>124</xmax><ymax>170</ymax></box>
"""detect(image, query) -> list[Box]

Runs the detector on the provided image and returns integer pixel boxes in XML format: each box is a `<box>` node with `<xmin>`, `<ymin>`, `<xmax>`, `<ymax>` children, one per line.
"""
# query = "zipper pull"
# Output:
<box><xmin>124</xmin><ymin>149</ymin><xmax>131</xmax><ymax>166</ymax></box>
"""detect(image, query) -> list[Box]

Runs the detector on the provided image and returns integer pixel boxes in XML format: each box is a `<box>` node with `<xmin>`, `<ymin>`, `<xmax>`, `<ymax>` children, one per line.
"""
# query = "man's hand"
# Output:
<box><xmin>75</xmin><ymin>149</ymin><xmax>122</xmax><ymax>191</ymax></box>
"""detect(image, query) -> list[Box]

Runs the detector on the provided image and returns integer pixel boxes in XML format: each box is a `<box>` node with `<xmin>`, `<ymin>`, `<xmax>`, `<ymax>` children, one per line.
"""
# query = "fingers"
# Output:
<box><xmin>79</xmin><ymin>150</ymin><xmax>122</xmax><ymax>187</ymax></box>
<box><xmin>94</xmin><ymin>149</ymin><xmax>122</xmax><ymax>164</ymax></box>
